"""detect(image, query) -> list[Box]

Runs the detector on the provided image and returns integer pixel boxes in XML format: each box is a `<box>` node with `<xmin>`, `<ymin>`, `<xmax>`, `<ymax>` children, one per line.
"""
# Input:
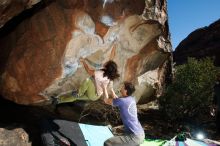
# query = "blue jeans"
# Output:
<box><xmin>104</xmin><ymin>133</ymin><xmax>145</xmax><ymax>146</ymax></box>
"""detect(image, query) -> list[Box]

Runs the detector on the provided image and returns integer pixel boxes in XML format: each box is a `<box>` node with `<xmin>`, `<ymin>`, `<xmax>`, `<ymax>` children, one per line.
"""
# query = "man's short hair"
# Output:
<box><xmin>124</xmin><ymin>81</ymin><xmax>135</xmax><ymax>96</ymax></box>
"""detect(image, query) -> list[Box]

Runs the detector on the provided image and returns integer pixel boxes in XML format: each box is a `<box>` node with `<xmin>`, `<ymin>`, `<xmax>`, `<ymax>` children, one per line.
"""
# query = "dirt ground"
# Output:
<box><xmin>0</xmin><ymin>97</ymin><xmax>220</xmax><ymax>146</ymax></box>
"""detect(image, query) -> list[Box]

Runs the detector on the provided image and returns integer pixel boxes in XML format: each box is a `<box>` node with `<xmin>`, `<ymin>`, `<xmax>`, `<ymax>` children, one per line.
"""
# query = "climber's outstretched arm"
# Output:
<box><xmin>80</xmin><ymin>57</ymin><xmax>95</xmax><ymax>76</ymax></box>
<box><xmin>109</xmin><ymin>44</ymin><xmax>116</xmax><ymax>60</ymax></box>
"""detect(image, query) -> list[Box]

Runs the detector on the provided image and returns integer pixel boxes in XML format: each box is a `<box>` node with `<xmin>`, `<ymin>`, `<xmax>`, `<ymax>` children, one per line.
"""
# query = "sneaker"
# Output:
<box><xmin>71</xmin><ymin>90</ymin><xmax>79</xmax><ymax>98</ymax></box>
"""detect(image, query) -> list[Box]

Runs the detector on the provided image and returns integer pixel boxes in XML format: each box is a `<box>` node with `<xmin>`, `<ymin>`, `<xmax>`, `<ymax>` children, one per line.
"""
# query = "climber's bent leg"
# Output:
<box><xmin>78</xmin><ymin>77</ymin><xmax>100</xmax><ymax>101</ymax></box>
<box><xmin>55</xmin><ymin>77</ymin><xmax>100</xmax><ymax>104</ymax></box>
<box><xmin>58</xmin><ymin>92</ymin><xmax>77</xmax><ymax>104</ymax></box>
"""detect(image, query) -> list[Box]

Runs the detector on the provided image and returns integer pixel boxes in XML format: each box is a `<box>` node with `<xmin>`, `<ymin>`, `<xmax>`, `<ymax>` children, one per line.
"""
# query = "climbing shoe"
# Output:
<box><xmin>71</xmin><ymin>90</ymin><xmax>79</xmax><ymax>98</ymax></box>
<box><xmin>51</xmin><ymin>96</ymin><xmax>60</xmax><ymax>105</ymax></box>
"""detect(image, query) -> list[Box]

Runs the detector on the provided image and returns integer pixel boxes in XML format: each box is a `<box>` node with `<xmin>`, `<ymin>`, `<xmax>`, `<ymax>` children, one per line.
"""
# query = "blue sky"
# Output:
<box><xmin>167</xmin><ymin>0</ymin><xmax>220</xmax><ymax>50</ymax></box>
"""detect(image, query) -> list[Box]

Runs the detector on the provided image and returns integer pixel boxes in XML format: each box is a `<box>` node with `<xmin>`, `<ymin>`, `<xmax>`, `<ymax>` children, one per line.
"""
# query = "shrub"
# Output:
<box><xmin>159</xmin><ymin>57</ymin><xmax>218</xmax><ymax>121</ymax></box>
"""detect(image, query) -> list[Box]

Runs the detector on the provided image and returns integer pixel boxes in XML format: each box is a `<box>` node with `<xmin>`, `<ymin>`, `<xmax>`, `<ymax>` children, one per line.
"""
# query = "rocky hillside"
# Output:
<box><xmin>174</xmin><ymin>19</ymin><xmax>220</xmax><ymax>66</ymax></box>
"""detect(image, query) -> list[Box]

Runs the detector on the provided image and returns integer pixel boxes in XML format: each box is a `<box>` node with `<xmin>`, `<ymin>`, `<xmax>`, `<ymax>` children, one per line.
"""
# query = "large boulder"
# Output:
<box><xmin>0</xmin><ymin>127</ymin><xmax>31</xmax><ymax>146</ymax></box>
<box><xmin>0</xmin><ymin>0</ymin><xmax>172</xmax><ymax>105</ymax></box>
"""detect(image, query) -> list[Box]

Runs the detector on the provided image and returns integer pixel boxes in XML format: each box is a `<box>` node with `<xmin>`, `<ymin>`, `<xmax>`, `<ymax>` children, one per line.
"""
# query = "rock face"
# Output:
<box><xmin>0</xmin><ymin>0</ymin><xmax>42</xmax><ymax>28</ymax></box>
<box><xmin>174</xmin><ymin>19</ymin><xmax>220</xmax><ymax>66</ymax></box>
<box><xmin>0</xmin><ymin>0</ymin><xmax>172</xmax><ymax>105</ymax></box>
<box><xmin>0</xmin><ymin>127</ymin><xmax>31</xmax><ymax>146</ymax></box>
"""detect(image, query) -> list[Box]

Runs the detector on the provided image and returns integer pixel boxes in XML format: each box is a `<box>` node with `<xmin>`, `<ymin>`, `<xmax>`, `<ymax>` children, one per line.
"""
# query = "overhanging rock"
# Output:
<box><xmin>0</xmin><ymin>0</ymin><xmax>172</xmax><ymax>105</ymax></box>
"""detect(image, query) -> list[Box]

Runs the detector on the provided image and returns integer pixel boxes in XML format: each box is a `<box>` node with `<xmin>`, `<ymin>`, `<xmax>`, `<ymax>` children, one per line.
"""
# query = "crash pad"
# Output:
<box><xmin>140</xmin><ymin>138</ymin><xmax>167</xmax><ymax>146</ymax></box>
